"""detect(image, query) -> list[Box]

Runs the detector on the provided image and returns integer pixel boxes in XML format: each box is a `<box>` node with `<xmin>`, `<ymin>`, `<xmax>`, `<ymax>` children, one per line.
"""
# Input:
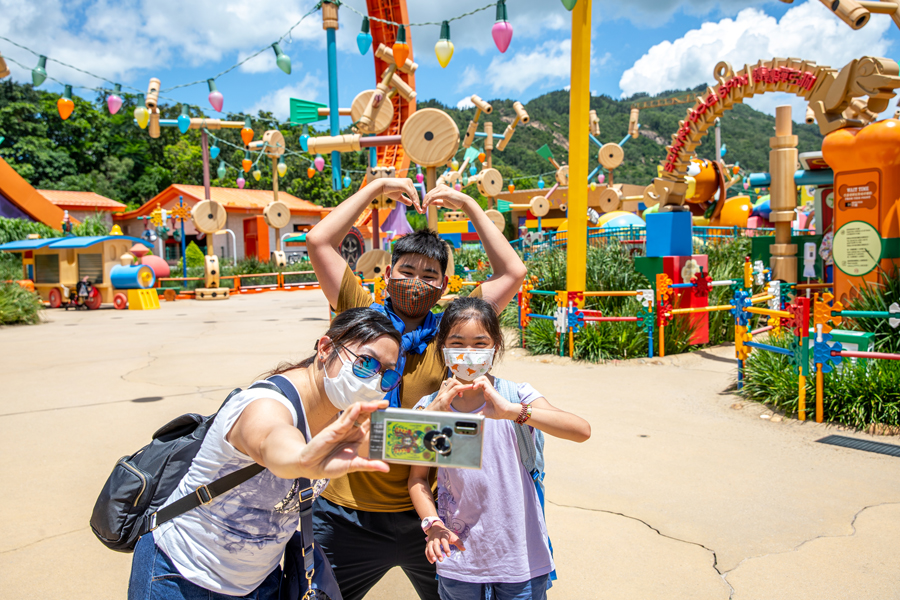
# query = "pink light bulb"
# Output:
<box><xmin>237</xmin><ymin>176</ymin><xmax>245</xmax><ymax>189</ymax></box>
<box><xmin>492</xmin><ymin>21</ymin><xmax>513</xmax><ymax>53</ymax></box>
<box><xmin>598</xmin><ymin>173</ymin><xmax>605</xmax><ymax>184</ymax></box>
<box><xmin>107</xmin><ymin>91</ymin><xmax>123</xmax><ymax>115</ymax></box>
<box><xmin>314</xmin><ymin>155</ymin><xmax>325</xmax><ymax>172</ymax></box>
<box><xmin>416</xmin><ymin>173</ymin><xmax>424</xmax><ymax>183</ymax></box>
<box><xmin>454</xmin><ymin>183</ymin><xmax>462</xmax><ymax>191</ymax></box>
<box><xmin>207</xmin><ymin>79</ymin><xmax>224</xmax><ymax>112</ymax></box>
<box><xmin>209</xmin><ymin>91</ymin><xmax>224</xmax><ymax>112</ymax></box>
<box><xmin>744</xmin><ymin>180</ymin><xmax>750</xmax><ymax>190</ymax></box>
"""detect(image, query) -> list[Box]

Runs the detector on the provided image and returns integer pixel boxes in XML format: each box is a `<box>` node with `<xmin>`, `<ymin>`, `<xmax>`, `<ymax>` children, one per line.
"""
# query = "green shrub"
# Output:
<box><xmin>0</xmin><ymin>283</ymin><xmax>43</xmax><ymax>325</ymax></box>
<box><xmin>0</xmin><ymin>217</ymin><xmax>60</xmax><ymax>244</ymax></box>
<box><xmin>1</xmin><ymin>252</ymin><xmax>23</xmax><ymax>281</ymax></box>
<box><xmin>185</xmin><ymin>241</ymin><xmax>206</xmax><ymax>269</ymax></box>
<box><xmin>840</xmin><ymin>268</ymin><xmax>900</xmax><ymax>353</ymax></box>
<box><xmin>739</xmin><ymin>331</ymin><xmax>900</xmax><ymax>428</ymax></box>
<box><xmin>71</xmin><ymin>212</ymin><xmax>111</xmax><ymax>236</ymax></box>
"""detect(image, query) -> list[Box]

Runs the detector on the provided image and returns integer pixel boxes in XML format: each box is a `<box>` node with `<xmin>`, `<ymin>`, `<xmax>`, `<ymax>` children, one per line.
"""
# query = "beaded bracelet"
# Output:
<box><xmin>515</xmin><ymin>402</ymin><xmax>532</xmax><ymax>425</ymax></box>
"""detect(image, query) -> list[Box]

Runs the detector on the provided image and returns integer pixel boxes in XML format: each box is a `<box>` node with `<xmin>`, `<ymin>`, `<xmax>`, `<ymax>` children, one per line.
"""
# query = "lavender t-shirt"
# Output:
<box><xmin>416</xmin><ymin>382</ymin><xmax>554</xmax><ymax>584</ymax></box>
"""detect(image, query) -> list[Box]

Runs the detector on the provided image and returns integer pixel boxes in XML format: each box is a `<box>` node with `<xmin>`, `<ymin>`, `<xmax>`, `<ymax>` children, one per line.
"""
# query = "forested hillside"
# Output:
<box><xmin>0</xmin><ymin>79</ymin><xmax>823</xmax><ymax>210</ymax></box>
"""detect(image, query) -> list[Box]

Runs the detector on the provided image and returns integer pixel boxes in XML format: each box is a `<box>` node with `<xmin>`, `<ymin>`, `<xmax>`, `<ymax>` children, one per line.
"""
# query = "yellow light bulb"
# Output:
<box><xmin>252</xmin><ymin>169</ymin><xmax>262</xmax><ymax>181</ymax></box>
<box><xmin>277</xmin><ymin>161</ymin><xmax>287</xmax><ymax>177</ymax></box>
<box><xmin>134</xmin><ymin>106</ymin><xmax>150</xmax><ymax>129</ymax></box>
<box><xmin>434</xmin><ymin>39</ymin><xmax>454</xmax><ymax>68</ymax></box>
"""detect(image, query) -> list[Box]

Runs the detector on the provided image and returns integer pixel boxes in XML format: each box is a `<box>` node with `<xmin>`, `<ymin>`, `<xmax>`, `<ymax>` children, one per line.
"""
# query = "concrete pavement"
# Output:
<box><xmin>1</xmin><ymin>291</ymin><xmax>898</xmax><ymax>599</ymax></box>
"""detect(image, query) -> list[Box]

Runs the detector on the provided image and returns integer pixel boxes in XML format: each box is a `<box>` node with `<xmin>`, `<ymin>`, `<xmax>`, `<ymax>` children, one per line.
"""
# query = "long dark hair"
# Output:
<box><xmin>435</xmin><ymin>296</ymin><xmax>504</xmax><ymax>365</ymax></box>
<box><xmin>264</xmin><ymin>307</ymin><xmax>401</xmax><ymax>377</ymax></box>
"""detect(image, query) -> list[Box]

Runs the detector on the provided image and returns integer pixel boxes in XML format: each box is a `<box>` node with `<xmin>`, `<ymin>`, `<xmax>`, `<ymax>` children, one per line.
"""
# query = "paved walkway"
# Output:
<box><xmin>1</xmin><ymin>291</ymin><xmax>898</xmax><ymax>599</ymax></box>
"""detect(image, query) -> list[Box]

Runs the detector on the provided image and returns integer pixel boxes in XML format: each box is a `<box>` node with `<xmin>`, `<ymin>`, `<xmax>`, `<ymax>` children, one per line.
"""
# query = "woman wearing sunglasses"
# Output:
<box><xmin>129</xmin><ymin>307</ymin><xmax>401</xmax><ymax>600</ymax></box>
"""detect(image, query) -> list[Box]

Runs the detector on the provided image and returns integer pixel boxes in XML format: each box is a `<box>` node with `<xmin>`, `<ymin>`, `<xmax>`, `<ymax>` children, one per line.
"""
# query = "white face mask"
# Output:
<box><xmin>442</xmin><ymin>348</ymin><xmax>495</xmax><ymax>381</ymax></box>
<box><xmin>322</xmin><ymin>350</ymin><xmax>385</xmax><ymax>411</ymax></box>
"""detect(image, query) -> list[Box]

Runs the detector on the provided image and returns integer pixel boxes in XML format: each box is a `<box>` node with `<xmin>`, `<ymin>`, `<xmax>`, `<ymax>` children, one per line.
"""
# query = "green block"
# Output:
<box><xmin>634</xmin><ymin>256</ymin><xmax>664</xmax><ymax>283</ymax></box>
<box><xmin>808</xmin><ymin>328</ymin><xmax>876</xmax><ymax>368</ymax></box>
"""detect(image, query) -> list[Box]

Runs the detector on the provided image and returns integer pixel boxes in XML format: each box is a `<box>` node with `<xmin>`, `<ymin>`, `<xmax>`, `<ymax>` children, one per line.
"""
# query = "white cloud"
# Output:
<box><xmin>457</xmin><ymin>39</ymin><xmax>575</xmax><ymax>95</ymax></box>
<box><xmin>0</xmin><ymin>0</ymin><xmax>323</xmax><ymax>90</ymax></box>
<box><xmin>456</xmin><ymin>96</ymin><xmax>475</xmax><ymax>110</ymax></box>
<box><xmin>244</xmin><ymin>73</ymin><xmax>324</xmax><ymax>120</ymax></box>
<box><xmin>619</xmin><ymin>0</ymin><xmax>893</xmax><ymax>119</ymax></box>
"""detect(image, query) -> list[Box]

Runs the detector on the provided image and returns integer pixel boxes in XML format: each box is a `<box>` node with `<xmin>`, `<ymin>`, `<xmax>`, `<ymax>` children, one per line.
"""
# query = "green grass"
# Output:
<box><xmin>0</xmin><ymin>283</ymin><xmax>43</xmax><ymax>326</ymax></box>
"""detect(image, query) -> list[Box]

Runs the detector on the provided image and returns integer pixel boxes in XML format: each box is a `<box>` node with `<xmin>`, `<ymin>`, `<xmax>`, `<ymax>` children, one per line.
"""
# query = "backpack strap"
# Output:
<box><xmin>493</xmin><ymin>377</ymin><xmax>539</xmax><ymax>477</ymax></box>
<box><xmin>151</xmin><ymin>376</ymin><xmax>310</xmax><ymax>532</ymax></box>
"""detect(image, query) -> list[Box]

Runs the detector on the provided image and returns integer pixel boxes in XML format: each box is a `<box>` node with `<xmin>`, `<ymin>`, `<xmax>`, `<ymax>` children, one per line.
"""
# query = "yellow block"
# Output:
<box><xmin>525</xmin><ymin>218</ymin><xmax>567</xmax><ymax>229</ymax></box>
<box><xmin>128</xmin><ymin>288</ymin><xmax>160</xmax><ymax>310</ymax></box>
<box><xmin>437</xmin><ymin>220</ymin><xmax>470</xmax><ymax>234</ymax></box>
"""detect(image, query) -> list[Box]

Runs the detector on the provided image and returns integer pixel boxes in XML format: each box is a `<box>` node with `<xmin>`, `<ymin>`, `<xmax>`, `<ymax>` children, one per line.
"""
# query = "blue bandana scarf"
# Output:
<box><xmin>370</xmin><ymin>299</ymin><xmax>441</xmax><ymax>407</ymax></box>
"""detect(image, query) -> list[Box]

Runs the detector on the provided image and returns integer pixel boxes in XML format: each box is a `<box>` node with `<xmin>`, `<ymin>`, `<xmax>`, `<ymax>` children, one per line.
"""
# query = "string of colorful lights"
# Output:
<box><xmin>0</xmin><ymin>0</ymin><xmax>516</xmax><ymax>117</ymax></box>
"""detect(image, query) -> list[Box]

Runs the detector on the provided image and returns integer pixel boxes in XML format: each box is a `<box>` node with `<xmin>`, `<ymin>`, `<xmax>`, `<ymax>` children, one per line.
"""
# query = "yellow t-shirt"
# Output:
<box><xmin>322</xmin><ymin>266</ymin><xmax>448</xmax><ymax>512</ymax></box>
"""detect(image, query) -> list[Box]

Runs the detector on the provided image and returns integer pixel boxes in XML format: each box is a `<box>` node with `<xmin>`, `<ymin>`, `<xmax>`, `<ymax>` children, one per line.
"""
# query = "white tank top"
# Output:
<box><xmin>153</xmin><ymin>381</ymin><xmax>311</xmax><ymax>595</ymax></box>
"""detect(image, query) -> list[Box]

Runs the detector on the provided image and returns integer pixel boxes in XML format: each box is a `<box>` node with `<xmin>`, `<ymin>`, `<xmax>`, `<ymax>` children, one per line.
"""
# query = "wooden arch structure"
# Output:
<box><xmin>645</xmin><ymin>56</ymin><xmax>900</xmax><ymax>211</ymax></box>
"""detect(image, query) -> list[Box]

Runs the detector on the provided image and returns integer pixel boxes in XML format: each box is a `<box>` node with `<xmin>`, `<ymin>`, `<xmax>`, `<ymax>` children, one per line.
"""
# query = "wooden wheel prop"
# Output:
<box><xmin>264</xmin><ymin>201</ymin><xmax>291</xmax><ymax>230</ymax></box>
<box><xmin>192</xmin><ymin>200</ymin><xmax>227</xmax><ymax>234</ymax></box>
<box><xmin>356</xmin><ymin>249</ymin><xmax>391</xmax><ymax>280</ymax></box>
<box><xmin>598</xmin><ymin>143</ymin><xmax>624</xmax><ymax>171</ymax></box>
<box><xmin>352</xmin><ymin>90</ymin><xmax>395</xmax><ymax>135</ymax></box>
<box><xmin>401</xmin><ymin>108</ymin><xmax>459</xmax><ymax>167</ymax></box>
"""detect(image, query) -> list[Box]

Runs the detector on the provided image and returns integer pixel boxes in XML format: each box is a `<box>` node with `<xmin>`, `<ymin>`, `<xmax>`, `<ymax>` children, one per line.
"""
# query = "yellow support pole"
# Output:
<box><xmin>669</xmin><ymin>304</ymin><xmax>734</xmax><ymax>315</ymax></box>
<box><xmin>745</xmin><ymin>306</ymin><xmax>793</xmax><ymax>319</ymax></box>
<box><xmin>816</xmin><ymin>364</ymin><xmax>824</xmax><ymax>423</ymax></box>
<box><xmin>583</xmin><ymin>290</ymin><xmax>638</xmax><ymax>297</ymax></box>
<box><xmin>565</xmin><ymin>0</ymin><xmax>591</xmax><ymax>293</ymax></box>
<box><xmin>659</xmin><ymin>322</ymin><xmax>665</xmax><ymax>357</ymax></box>
<box><xmin>798</xmin><ymin>373</ymin><xmax>806</xmax><ymax>421</ymax></box>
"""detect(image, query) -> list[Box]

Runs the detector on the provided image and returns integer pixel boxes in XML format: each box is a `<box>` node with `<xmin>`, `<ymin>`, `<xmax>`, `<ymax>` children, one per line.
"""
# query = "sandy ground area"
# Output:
<box><xmin>1</xmin><ymin>290</ymin><xmax>898</xmax><ymax>599</ymax></box>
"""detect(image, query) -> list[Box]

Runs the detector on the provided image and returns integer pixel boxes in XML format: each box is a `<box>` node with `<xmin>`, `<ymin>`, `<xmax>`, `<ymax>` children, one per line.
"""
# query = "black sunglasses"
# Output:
<box><xmin>338</xmin><ymin>345</ymin><xmax>402</xmax><ymax>393</ymax></box>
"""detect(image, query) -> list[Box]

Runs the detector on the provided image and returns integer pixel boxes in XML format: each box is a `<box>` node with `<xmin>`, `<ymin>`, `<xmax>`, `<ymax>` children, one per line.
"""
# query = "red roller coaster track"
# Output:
<box><xmin>365</xmin><ymin>0</ymin><xmax>415</xmax><ymax>176</ymax></box>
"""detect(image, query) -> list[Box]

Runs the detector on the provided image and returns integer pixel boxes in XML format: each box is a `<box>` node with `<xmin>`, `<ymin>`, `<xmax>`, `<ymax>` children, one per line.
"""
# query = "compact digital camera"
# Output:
<box><xmin>369</xmin><ymin>408</ymin><xmax>484</xmax><ymax>469</ymax></box>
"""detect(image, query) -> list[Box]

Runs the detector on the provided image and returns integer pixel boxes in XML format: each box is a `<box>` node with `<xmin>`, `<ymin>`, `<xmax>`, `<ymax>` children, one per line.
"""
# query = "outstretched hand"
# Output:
<box><xmin>379</xmin><ymin>178</ymin><xmax>423</xmax><ymax>213</ymax></box>
<box><xmin>422</xmin><ymin>184</ymin><xmax>472</xmax><ymax>212</ymax></box>
<box><xmin>296</xmin><ymin>401</ymin><xmax>390</xmax><ymax>480</ymax></box>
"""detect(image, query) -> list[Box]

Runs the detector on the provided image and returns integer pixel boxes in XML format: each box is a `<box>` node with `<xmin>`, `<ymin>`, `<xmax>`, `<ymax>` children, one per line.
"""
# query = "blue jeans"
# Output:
<box><xmin>437</xmin><ymin>574</ymin><xmax>550</xmax><ymax>600</ymax></box>
<box><xmin>128</xmin><ymin>534</ymin><xmax>282</xmax><ymax>600</ymax></box>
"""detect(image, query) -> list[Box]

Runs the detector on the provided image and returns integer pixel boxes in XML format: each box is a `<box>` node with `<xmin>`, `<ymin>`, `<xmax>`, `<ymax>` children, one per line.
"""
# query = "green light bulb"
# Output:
<box><xmin>273</xmin><ymin>43</ymin><xmax>292</xmax><ymax>75</ymax></box>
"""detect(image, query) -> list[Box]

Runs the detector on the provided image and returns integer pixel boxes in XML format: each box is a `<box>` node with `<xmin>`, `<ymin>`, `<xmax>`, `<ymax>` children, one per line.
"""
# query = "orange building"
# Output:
<box><xmin>114</xmin><ymin>185</ymin><xmax>330</xmax><ymax>262</ymax></box>
<box><xmin>37</xmin><ymin>190</ymin><xmax>127</xmax><ymax>226</ymax></box>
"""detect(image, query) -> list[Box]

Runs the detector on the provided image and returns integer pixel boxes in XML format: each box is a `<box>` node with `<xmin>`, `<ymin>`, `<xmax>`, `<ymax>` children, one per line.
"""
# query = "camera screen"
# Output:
<box><xmin>383</xmin><ymin>419</ymin><xmax>439</xmax><ymax>463</ymax></box>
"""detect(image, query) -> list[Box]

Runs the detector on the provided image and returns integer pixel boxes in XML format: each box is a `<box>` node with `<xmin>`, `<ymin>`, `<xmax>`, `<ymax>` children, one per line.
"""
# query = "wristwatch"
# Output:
<box><xmin>421</xmin><ymin>516</ymin><xmax>444</xmax><ymax>533</ymax></box>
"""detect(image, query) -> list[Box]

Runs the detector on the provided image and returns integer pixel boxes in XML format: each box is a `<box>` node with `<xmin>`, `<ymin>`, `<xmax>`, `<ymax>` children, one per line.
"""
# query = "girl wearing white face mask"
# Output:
<box><xmin>129</xmin><ymin>307</ymin><xmax>402</xmax><ymax>600</ymax></box>
<box><xmin>408</xmin><ymin>298</ymin><xmax>591</xmax><ymax>600</ymax></box>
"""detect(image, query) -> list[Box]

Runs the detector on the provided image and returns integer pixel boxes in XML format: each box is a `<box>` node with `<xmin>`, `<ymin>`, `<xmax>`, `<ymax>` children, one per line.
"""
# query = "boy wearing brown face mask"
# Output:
<box><xmin>306</xmin><ymin>178</ymin><xmax>526</xmax><ymax>600</ymax></box>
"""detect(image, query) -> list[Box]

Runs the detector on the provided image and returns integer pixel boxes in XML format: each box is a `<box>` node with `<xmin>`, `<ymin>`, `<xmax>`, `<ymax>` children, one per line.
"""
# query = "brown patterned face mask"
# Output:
<box><xmin>386</xmin><ymin>277</ymin><xmax>444</xmax><ymax>318</ymax></box>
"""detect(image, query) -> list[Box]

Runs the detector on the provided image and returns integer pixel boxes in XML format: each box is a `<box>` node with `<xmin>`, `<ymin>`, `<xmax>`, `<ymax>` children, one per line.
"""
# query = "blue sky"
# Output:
<box><xmin>2</xmin><ymin>0</ymin><xmax>898</xmax><ymax>126</ymax></box>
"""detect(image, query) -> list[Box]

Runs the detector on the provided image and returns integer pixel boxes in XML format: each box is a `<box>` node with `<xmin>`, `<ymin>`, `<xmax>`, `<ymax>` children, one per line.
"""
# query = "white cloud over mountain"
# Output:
<box><xmin>619</xmin><ymin>0</ymin><xmax>894</xmax><ymax>117</ymax></box>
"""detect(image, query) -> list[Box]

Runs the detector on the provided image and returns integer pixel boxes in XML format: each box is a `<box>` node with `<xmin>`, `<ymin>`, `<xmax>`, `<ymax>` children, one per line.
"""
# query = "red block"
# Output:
<box><xmin>663</xmin><ymin>255</ymin><xmax>709</xmax><ymax>345</ymax></box>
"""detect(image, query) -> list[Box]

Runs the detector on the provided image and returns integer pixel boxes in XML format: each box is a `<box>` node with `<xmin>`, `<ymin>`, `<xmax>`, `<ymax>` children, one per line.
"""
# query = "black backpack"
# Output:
<box><xmin>90</xmin><ymin>377</ymin><xmax>298</xmax><ymax>552</ymax></box>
